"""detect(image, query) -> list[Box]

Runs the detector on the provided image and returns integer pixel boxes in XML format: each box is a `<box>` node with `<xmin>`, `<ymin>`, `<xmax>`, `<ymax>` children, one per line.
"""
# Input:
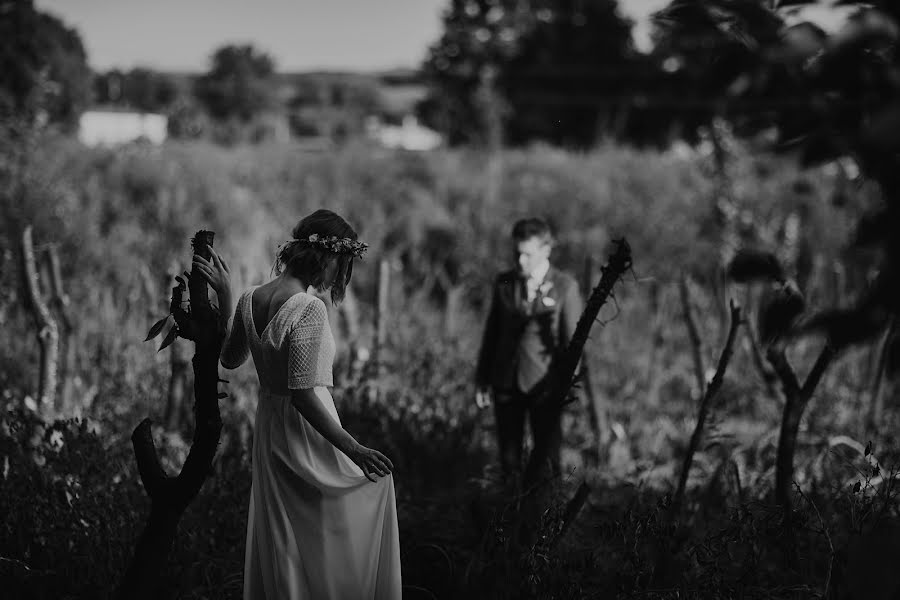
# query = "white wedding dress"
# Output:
<box><xmin>221</xmin><ymin>287</ymin><xmax>401</xmax><ymax>600</ymax></box>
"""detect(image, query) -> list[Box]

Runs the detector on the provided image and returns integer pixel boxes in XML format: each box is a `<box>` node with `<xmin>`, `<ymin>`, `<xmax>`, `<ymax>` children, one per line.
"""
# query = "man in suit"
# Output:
<box><xmin>475</xmin><ymin>217</ymin><xmax>584</xmax><ymax>478</ymax></box>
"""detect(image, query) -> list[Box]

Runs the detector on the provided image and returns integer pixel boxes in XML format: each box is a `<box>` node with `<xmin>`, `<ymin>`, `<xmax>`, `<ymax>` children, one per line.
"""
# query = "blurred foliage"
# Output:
<box><xmin>93</xmin><ymin>68</ymin><xmax>179</xmax><ymax>114</ymax></box>
<box><xmin>193</xmin><ymin>45</ymin><xmax>278</xmax><ymax>123</ymax></box>
<box><xmin>285</xmin><ymin>73</ymin><xmax>383</xmax><ymax>141</ymax></box>
<box><xmin>0</xmin><ymin>0</ymin><xmax>92</xmax><ymax>131</ymax></box>
<box><xmin>499</xmin><ymin>0</ymin><xmax>635</xmax><ymax>146</ymax></box>
<box><xmin>654</xmin><ymin>0</ymin><xmax>900</xmax><ymax>368</ymax></box>
<box><xmin>421</xmin><ymin>0</ymin><xmax>638</xmax><ymax>146</ymax></box>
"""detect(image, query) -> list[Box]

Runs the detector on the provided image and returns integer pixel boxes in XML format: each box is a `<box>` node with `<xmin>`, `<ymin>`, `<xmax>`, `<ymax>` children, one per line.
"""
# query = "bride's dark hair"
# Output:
<box><xmin>273</xmin><ymin>209</ymin><xmax>358</xmax><ymax>304</ymax></box>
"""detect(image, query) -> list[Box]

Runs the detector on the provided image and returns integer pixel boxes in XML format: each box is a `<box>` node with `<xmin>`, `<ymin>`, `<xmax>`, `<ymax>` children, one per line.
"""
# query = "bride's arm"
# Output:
<box><xmin>288</xmin><ymin>298</ymin><xmax>393</xmax><ymax>481</ymax></box>
<box><xmin>289</xmin><ymin>388</ymin><xmax>393</xmax><ymax>482</ymax></box>
<box><xmin>220</xmin><ymin>297</ymin><xmax>248</xmax><ymax>369</ymax></box>
<box><xmin>193</xmin><ymin>246</ymin><xmax>247</xmax><ymax>368</ymax></box>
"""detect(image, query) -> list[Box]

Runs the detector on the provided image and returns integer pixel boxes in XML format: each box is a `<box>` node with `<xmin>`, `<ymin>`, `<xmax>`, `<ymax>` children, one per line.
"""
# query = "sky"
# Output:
<box><xmin>35</xmin><ymin>0</ymin><xmax>674</xmax><ymax>73</ymax></box>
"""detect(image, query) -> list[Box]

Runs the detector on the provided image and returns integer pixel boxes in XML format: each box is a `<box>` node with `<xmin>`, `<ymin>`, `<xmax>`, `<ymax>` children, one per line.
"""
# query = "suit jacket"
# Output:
<box><xmin>475</xmin><ymin>266</ymin><xmax>584</xmax><ymax>396</ymax></box>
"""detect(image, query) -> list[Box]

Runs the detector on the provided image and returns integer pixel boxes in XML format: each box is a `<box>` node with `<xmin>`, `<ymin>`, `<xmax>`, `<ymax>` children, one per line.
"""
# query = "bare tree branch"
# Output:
<box><xmin>801</xmin><ymin>344</ymin><xmax>836</xmax><ymax>399</ymax></box>
<box><xmin>766</xmin><ymin>346</ymin><xmax>801</xmax><ymax>399</ymax></box>
<box><xmin>673</xmin><ymin>300</ymin><xmax>742</xmax><ymax>513</ymax></box>
<box><xmin>769</xmin><ymin>342</ymin><xmax>836</xmax><ymax>511</ymax></box>
<box><xmin>550</xmin><ymin>481</ymin><xmax>591</xmax><ymax>550</ymax></box>
<box><xmin>131</xmin><ymin>419</ymin><xmax>168</xmax><ymax>500</ymax></box>
<box><xmin>523</xmin><ymin>238</ymin><xmax>632</xmax><ymax>487</ymax></box>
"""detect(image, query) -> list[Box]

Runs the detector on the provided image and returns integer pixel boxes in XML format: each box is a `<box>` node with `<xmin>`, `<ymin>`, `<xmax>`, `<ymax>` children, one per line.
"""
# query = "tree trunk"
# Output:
<box><xmin>43</xmin><ymin>244</ymin><xmax>75</xmax><ymax>413</ymax></box>
<box><xmin>20</xmin><ymin>225</ymin><xmax>58</xmax><ymax>416</ymax></box>
<box><xmin>443</xmin><ymin>284</ymin><xmax>465</xmax><ymax>337</ymax></box>
<box><xmin>673</xmin><ymin>301</ymin><xmax>741</xmax><ymax>513</ymax></box>
<box><xmin>768</xmin><ymin>344</ymin><xmax>835</xmax><ymax>512</ymax></box>
<box><xmin>117</xmin><ymin>230</ymin><xmax>224</xmax><ymax>600</ymax></box>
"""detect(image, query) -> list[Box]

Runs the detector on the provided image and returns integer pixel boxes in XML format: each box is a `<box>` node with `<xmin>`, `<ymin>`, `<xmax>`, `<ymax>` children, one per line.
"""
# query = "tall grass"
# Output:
<box><xmin>1</xmin><ymin>135</ymin><xmax>897</xmax><ymax>598</ymax></box>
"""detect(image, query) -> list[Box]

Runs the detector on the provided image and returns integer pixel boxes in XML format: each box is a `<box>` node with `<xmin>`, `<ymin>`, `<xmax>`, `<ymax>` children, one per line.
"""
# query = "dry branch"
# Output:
<box><xmin>744</xmin><ymin>312</ymin><xmax>779</xmax><ymax>396</ymax></box>
<box><xmin>672</xmin><ymin>300</ymin><xmax>742</xmax><ymax>513</ymax></box>
<box><xmin>523</xmin><ymin>238</ymin><xmax>632</xmax><ymax>487</ymax></box>
<box><xmin>550</xmin><ymin>481</ymin><xmax>592</xmax><ymax>551</ymax></box>
<box><xmin>20</xmin><ymin>225</ymin><xmax>58</xmax><ymax>414</ymax></box>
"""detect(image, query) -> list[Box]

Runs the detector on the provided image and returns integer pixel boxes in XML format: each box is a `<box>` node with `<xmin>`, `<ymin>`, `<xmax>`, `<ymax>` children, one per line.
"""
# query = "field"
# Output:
<box><xmin>2</xmin><ymin>134</ymin><xmax>899</xmax><ymax>599</ymax></box>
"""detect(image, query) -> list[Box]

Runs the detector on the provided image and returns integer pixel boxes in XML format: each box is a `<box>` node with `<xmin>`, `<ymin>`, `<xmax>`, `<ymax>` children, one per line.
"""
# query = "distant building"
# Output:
<box><xmin>78</xmin><ymin>110</ymin><xmax>168</xmax><ymax>146</ymax></box>
<box><xmin>365</xmin><ymin>115</ymin><xmax>442</xmax><ymax>151</ymax></box>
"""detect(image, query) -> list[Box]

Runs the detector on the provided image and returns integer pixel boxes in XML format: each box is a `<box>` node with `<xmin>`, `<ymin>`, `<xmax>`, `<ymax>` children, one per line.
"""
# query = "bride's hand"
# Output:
<box><xmin>347</xmin><ymin>442</ymin><xmax>393</xmax><ymax>482</ymax></box>
<box><xmin>192</xmin><ymin>245</ymin><xmax>231</xmax><ymax>300</ymax></box>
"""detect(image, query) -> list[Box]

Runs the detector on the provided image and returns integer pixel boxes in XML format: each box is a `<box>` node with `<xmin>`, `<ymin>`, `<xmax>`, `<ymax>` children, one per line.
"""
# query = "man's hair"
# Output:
<box><xmin>511</xmin><ymin>217</ymin><xmax>553</xmax><ymax>244</ymax></box>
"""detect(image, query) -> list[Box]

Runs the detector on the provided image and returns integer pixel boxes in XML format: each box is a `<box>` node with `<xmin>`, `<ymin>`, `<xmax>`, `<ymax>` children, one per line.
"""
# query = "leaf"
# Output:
<box><xmin>144</xmin><ymin>315</ymin><xmax>171</xmax><ymax>341</ymax></box>
<box><xmin>726</xmin><ymin>248</ymin><xmax>785</xmax><ymax>283</ymax></box>
<box><xmin>217</xmin><ymin>392</ymin><xmax>229</xmax><ymax>399</ymax></box>
<box><xmin>158</xmin><ymin>325</ymin><xmax>179</xmax><ymax>352</ymax></box>
<box><xmin>758</xmin><ymin>280</ymin><xmax>805</xmax><ymax>344</ymax></box>
<box><xmin>865</xmin><ymin>441</ymin><xmax>872</xmax><ymax>457</ymax></box>
<box><xmin>853</xmin><ymin>480</ymin><xmax>861</xmax><ymax>494</ymax></box>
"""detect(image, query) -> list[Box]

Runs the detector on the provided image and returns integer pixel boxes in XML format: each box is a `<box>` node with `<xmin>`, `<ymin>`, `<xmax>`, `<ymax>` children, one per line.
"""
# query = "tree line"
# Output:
<box><xmin>0</xmin><ymin>1</ymin><xmax>391</xmax><ymax>143</ymax></box>
<box><xmin>6</xmin><ymin>0</ymin><xmax>899</xmax><ymax>154</ymax></box>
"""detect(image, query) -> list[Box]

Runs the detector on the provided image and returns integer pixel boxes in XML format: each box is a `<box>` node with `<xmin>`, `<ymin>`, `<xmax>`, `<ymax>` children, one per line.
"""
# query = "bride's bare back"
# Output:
<box><xmin>249</xmin><ymin>277</ymin><xmax>308</xmax><ymax>338</ymax></box>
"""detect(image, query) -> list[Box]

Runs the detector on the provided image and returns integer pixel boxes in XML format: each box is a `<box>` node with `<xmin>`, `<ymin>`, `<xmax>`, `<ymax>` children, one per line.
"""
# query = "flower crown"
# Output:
<box><xmin>292</xmin><ymin>233</ymin><xmax>368</xmax><ymax>258</ymax></box>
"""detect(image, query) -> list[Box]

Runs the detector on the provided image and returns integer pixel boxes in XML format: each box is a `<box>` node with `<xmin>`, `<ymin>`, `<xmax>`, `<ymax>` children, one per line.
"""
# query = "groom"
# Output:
<box><xmin>475</xmin><ymin>217</ymin><xmax>584</xmax><ymax>478</ymax></box>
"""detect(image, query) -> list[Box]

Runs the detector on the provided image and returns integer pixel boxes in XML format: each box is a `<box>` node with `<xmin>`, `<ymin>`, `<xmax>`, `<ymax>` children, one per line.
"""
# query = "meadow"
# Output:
<box><xmin>1</xmin><ymin>133</ymin><xmax>898</xmax><ymax>599</ymax></box>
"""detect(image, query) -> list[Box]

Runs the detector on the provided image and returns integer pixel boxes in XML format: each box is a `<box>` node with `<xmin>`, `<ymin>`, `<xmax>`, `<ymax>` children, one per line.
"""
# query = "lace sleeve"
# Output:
<box><xmin>288</xmin><ymin>298</ymin><xmax>330</xmax><ymax>389</ymax></box>
<box><xmin>221</xmin><ymin>290</ymin><xmax>250</xmax><ymax>369</ymax></box>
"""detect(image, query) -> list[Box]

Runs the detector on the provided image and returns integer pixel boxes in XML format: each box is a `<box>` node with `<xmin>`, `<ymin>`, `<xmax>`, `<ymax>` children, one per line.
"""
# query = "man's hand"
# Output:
<box><xmin>475</xmin><ymin>386</ymin><xmax>493</xmax><ymax>409</ymax></box>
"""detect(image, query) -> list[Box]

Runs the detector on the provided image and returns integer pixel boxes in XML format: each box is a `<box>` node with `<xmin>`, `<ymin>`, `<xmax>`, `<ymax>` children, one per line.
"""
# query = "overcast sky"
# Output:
<box><xmin>36</xmin><ymin>0</ymin><xmax>675</xmax><ymax>72</ymax></box>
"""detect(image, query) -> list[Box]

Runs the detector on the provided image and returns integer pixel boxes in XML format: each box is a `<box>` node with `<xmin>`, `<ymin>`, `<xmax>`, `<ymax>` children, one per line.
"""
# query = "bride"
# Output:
<box><xmin>193</xmin><ymin>209</ymin><xmax>401</xmax><ymax>599</ymax></box>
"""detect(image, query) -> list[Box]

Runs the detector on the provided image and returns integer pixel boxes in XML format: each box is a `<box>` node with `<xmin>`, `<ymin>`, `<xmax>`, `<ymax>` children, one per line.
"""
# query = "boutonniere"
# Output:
<box><xmin>538</xmin><ymin>281</ymin><xmax>556</xmax><ymax>307</ymax></box>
